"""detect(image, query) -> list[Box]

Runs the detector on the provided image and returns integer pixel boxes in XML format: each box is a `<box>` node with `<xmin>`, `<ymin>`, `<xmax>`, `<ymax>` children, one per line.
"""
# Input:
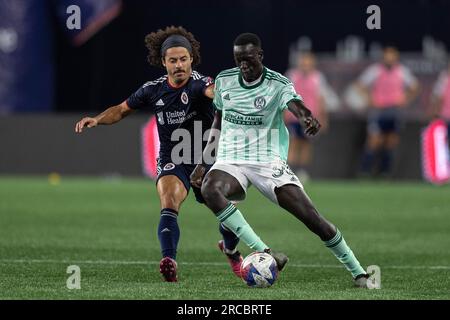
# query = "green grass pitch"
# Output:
<box><xmin>0</xmin><ymin>176</ymin><xmax>449</xmax><ymax>299</ymax></box>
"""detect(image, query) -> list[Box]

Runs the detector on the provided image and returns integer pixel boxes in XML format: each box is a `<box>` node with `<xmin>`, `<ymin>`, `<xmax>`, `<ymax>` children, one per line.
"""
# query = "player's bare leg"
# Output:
<box><xmin>275</xmin><ymin>184</ymin><xmax>335</xmax><ymax>240</ymax></box>
<box><xmin>202</xmin><ymin>170</ymin><xmax>288</xmax><ymax>271</ymax></box>
<box><xmin>156</xmin><ymin>175</ymin><xmax>188</xmax><ymax>282</ymax></box>
<box><xmin>157</xmin><ymin>175</ymin><xmax>187</xmax><ymax>211</ymax></box>
<box><xmin>275</xmin><ymin>184</ymin><xmax>368</xmax><ymax>287</ymax></box>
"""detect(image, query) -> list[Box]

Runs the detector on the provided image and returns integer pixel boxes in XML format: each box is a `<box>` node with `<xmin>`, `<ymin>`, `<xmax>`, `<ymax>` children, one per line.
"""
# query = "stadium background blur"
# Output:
<box><xmin>1</xmin><ymin>0</ymin><xmax>450</xmax><ymax>300</ymax></box>
<box><xmin>1</xmin><ymin>0</ymin><xmax>449</xmax><ymax>179</ymax></box>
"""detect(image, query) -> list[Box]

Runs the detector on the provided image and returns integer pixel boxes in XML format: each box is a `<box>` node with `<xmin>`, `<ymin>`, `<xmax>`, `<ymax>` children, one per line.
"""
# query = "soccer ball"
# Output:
<box><xmin>240</xmin><ymin>252</ymin><xmax>278</xmax><ymax>288</ymax></box>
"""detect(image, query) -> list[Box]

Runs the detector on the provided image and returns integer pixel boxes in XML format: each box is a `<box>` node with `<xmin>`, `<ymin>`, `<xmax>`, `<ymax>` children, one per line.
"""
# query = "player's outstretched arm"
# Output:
<box><xmin>287</xmin><ymin>100</ymin><xmax>321</xmax><ymax>136</ymax></box>
<box><xmin>75</xmin><ymin>101</ymin><xmax>134</xmax><ymax>133</ymax></box>
<box><xmin>190</xmin><ymin>110</ymin><xmax>222</xmax><ymax>188</ymax></box>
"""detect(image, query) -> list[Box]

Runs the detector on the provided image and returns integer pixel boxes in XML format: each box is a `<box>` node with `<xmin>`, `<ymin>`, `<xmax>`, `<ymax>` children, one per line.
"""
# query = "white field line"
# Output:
<box><xmin>0</xmin><ymin>259</ymin><xmax>449</xmax><ymax>270</ymax></box>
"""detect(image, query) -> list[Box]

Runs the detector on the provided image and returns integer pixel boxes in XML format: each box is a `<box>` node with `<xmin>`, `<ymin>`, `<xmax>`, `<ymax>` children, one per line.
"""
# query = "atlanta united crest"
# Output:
<box><xmin>254</xmin><ymin>96</ymin><xmax>266</xmax><ymax>109</ymax></box>
<box><xmin>181</xmin><ymin>91</ymin><xmax>189</xmax><ymax>105</ymax></box>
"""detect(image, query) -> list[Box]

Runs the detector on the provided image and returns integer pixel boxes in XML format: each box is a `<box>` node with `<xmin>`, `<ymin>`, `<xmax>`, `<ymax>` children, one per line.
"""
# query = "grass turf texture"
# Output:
<box><xmin>0</xmin><ymin>176</ymin><xmax>449</xmax><ymax>299</ymax></box>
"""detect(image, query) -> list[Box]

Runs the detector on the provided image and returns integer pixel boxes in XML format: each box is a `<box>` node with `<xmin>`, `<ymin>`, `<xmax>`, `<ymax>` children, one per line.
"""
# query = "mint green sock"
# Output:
<box><xmin>216</xmin><ymin>203</ymin><xmax>268</xmax><ymax>252</ymax></box>
<box><xmin>324</xmin><ymin>229</ymin><xmax>366</xmax><ymax>278</ymax></box>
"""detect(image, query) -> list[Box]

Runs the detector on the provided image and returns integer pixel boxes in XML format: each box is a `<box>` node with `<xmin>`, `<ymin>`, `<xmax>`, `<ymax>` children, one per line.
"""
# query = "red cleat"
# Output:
<box><xmin>218</xmin><ymin>240</ymin><xmax>243</xmax><ymax>278</ymax></box>
<box><xmin>159</xmin><ymin>257</ymin><xmax>178</xmax><ymax>282</ymax></box>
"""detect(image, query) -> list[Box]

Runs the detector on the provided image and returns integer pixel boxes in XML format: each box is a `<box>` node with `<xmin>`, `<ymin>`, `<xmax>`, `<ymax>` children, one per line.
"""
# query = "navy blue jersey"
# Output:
<box><xmin>127</xmin><ymin>71</ymin><xmax>214</xmax><ymax>164</ymax></box>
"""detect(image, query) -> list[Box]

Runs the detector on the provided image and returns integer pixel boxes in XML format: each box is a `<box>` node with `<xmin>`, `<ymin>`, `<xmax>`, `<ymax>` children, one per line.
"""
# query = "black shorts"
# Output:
<box><xmin>367</xmin><ymin>107</ymin><xmax>403</xmax><ymax>134</ymax></box>
<box><xmin>156</xmin><ymin>160</ymin><xmax>209</xmax><ymax>203</ymax></box>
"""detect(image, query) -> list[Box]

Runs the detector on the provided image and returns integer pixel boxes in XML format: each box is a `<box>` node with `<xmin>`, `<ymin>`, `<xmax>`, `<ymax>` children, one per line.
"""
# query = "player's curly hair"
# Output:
<box><xmin>144</xmin><ymin>26</ymin><xmax>201</xmax><ymax>68</ymax></box>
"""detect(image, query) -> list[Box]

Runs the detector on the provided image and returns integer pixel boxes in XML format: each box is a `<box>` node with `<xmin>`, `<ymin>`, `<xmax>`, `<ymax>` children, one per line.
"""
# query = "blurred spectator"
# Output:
<box><xmin>0</xmin><ymin>0</ymin><xmax>121</xmax><ymax>114</ymax></box>
<box><xmin>356</xmin><ymin>46</ymin><xmax>419</xmax><ymax>178</ymax></box>
<box><xmin>430</xmin><ymin>62</ymin><xmax>450</xmax><ymax>139</ymax></box>
<box><xmin>285</xmin><ymin>52</ymin><xmax>329</xmax><ymax>181</ymax></box>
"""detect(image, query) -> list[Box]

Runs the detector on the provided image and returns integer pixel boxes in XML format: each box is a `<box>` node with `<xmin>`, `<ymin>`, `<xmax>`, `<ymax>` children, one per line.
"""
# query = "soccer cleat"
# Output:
<box><xmin>218</xmin><ymin>240</ymin><xmax>243</xmax><ymax>278</ymax></box>
<box><xmin>159</xmin><ymin>257</ymin><xmax>178</xmax><ymax>282</ymax></box>
<box><xmin>264</xmin><ymin>248</ymin><xmax>289</xmax><ymax>271</ymax></box>
<box><xmin>353</xmin><ymin>273</ymin><xmax>370</xmax><ymax>288</ymax></box>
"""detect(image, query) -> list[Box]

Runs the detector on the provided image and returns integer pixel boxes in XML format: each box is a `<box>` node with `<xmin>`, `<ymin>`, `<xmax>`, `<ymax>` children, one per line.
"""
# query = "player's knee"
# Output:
<box><xmin>201</xmin><ymin>179</ymin><xmax>224</xmax><ymax>204</ymax></box>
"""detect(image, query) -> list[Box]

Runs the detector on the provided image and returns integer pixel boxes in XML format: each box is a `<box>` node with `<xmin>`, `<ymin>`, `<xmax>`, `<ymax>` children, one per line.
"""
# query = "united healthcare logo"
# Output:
<box><xmin>254</xmin><ymin>96</ymin><xmax>266</xmax><ymax>110</ymax></box>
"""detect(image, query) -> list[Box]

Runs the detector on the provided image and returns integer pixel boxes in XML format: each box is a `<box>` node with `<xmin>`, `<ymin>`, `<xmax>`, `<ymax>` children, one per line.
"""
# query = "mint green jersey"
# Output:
<box><xmin>213</xmin><ymin>66</ymin><xmax>303</xmax><ymax>163</ymax></box>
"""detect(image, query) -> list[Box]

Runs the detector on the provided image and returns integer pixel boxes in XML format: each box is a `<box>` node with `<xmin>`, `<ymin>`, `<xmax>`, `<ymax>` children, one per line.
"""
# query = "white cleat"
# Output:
<box><xmin>353</xmin><ymin>273</ymin><xmax>370</xmax><ymax>288</ymax></box>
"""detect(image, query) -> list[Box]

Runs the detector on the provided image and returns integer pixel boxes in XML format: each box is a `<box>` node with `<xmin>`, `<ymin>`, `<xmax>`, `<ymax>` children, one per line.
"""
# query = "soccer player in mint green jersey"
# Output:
<box><xmin>191</xmin><ymin>33</ymin><xmax>369</xmax><ymax>288</ymax></box>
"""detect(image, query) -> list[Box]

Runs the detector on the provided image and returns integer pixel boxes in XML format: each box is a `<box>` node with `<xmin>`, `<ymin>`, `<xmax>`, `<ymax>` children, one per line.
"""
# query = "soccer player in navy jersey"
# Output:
<box><xmin>75</xmin><ymin>26</ymin><xmax>215</xmax><ymax>282</ymax></box>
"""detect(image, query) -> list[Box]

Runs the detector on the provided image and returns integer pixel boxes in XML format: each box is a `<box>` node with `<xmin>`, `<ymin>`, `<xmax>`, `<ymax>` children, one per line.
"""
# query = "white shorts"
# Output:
<box><xmin>210</xmin><ymin>160</ymin><xmax>304</xmax><ymax>204</ymax></box>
